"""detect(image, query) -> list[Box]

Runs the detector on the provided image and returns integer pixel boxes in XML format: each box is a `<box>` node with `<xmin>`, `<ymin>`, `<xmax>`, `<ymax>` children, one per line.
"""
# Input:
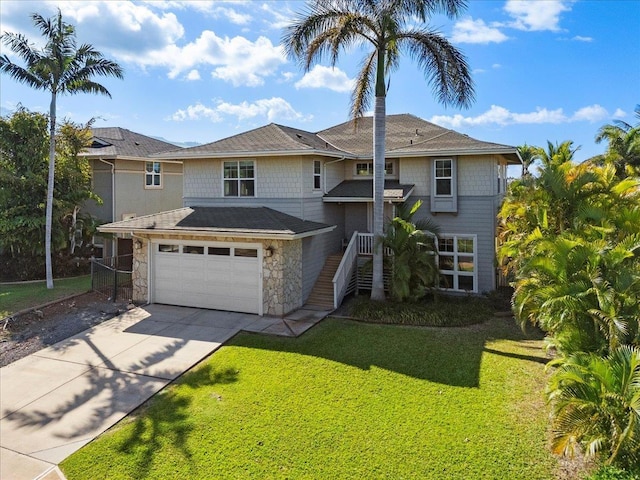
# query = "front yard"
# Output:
<box><xmin>61</xmin><ymin>316</ymin><xmax>560</xmax><ymax>479</ymax></box>
<box><xmin>0</xmin><ymin>275</ymin><xmax>91</xmax><ymax>318</ymax></box>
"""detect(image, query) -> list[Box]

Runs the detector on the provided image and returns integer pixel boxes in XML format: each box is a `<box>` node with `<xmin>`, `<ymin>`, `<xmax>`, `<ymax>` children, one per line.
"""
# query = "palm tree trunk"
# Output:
<box><xmin>370</xmin><ymin>94</ymin><xmax>386</xmax><ymax>301</ymax></box>
<box><xmin>45</xmin><ymin>92</ymin><xmax>56</xmax><ymax>289</ymax></box>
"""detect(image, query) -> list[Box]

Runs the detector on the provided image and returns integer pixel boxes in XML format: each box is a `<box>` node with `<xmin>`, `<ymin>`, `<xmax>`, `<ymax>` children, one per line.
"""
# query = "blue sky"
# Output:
<box><xmin>1</xmin><ymin>0</ymin><xmax>638</xmax><ymax>164</ymax></box>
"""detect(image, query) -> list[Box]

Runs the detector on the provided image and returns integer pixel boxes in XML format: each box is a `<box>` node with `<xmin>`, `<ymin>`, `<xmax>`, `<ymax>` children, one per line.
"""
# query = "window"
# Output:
<box><xmin>437</xmin><ymin>234</ymin><xmax>476</xmax><ymax>292</ymax></box>
<box><xmin>235</xmin><ymin>248</ymin><xmax>258</xmax><ymax>258</ymax></box>
<box><xmin>313</xmin><ymin>160</ymin><xmax>322</xmax><ymax>190</ymax></box>
<box><xmin>145</xmin><ymin>162</ymin><xmax>161</xmax><ymax>188</ymax></box>
<box><xmin>183</xmin><ymin>245</ymin><xmax>204</xmax><ymax>254</ymax></box>
<box><xmin>158</xmin><ymin>244</ymin><xmax>179</xmax><ymax>253</ymax></box>
<box><xmin>224</xmin><ymin>161</ymin><xmax>255</xmax><ymax>197</ymax></box>
<box><xmin>355</xmin><ymin>161</ymin><xmax>393</xmax><ymax>176</ymax></box>
<box><xmin>434</xmin><ymin>159</ymin><xmax>452</xmax><ymax>196</ymax></box>
<box><xmin>208</xmin><ymin>247</ymin><xmax>230</xmax><ymax>256</ymax></box>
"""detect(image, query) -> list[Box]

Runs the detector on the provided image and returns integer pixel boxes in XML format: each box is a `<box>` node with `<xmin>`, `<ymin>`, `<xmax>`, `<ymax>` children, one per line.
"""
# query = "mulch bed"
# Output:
<box><xmin>0</xmin><ymin>292</ymin><xmax>132</xmax><ymax>367</ymax></box>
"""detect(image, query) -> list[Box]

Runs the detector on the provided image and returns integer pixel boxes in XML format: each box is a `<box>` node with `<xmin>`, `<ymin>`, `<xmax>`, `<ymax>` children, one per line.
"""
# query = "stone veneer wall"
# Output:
<box><xmin>131</xmin><ymin>234</ymin><xmax>304</xmax><ymax>316</ymax></box>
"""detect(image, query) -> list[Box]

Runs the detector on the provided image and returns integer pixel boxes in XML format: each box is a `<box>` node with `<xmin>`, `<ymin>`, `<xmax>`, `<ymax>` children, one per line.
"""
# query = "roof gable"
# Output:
<box><xmin>83</xmin><ymin>127</ymin><xmax>180</xmax><ymax>158</ymax></box>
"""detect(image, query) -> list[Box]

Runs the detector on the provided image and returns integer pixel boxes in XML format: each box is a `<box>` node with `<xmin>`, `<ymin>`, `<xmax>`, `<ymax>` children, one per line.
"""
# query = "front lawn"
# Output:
<box><xmin>61</xmin><ymin>317</ymin><xmax>558</xmax><ymax>479</ymax></box>
<box><xmin>0</xmin><ymin>275</ymin><xmax>91</xmax><ymax>318</ymax></box>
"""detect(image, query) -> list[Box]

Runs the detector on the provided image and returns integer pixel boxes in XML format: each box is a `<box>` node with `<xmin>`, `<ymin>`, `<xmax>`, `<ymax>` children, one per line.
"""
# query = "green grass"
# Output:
<box><xmin>61</xmin><ymin>317</ymin><xmax>559</xmax><ymax>479</ymax></box>
<box><xmin>0</xmin><ymin>275</ymin><xmax>91</xmax><ymax>318</ymax></box>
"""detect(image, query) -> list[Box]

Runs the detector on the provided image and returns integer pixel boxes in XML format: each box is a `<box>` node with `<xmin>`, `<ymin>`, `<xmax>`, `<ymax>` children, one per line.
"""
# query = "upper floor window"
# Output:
<box><xmin>313</xmin><ymin>160</ymin><xmax>322</xmax><ymax>190</ymax></box>
<box><xmin>224</xmin><ymin>160</ymin><xmax>255</xmax><ymax>197</ymax></box>
<box><xmin>434</xmin><ymin>159</ymin><xmax>452</xmax><ymax>196</ymax></box>
<box><xmin>145</xmin><ymin>161</ymin><xmax>161</xmax><ymax>188</ymax></box>
<box><xmin>355</xmin><ymin>161</ymin><xmax>393</xmax><ymax>176</ymax></box>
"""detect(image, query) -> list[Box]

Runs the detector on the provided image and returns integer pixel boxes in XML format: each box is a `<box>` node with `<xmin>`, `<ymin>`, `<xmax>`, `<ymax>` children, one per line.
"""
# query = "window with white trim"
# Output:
<box><xmin>224</xmin><ymin>160</ymin><xmax>255</xmax><ymax>197</ymax></box>
<box><xmin>434</xmin><ymin>159</ymin><xmax>452</xmax><ymax>196</ymax></box>
<box><xmin>355</xmin><ymin>161</ymin><xmax>394</xmax><ymax>176</ymax></box>
<box><xmin>313</xmin><ymin>160</ymin><xmax>322</xmax><ymax>190</ymax></box>
<box><xmin>437</xmin><ymin>234</ymin><xmax>477</xmax><ymax>292</ymax></box>
<box><xmin>145</xmin><ymin>161</ymin><xmax>161</xmax><ymax>188</ymax></box>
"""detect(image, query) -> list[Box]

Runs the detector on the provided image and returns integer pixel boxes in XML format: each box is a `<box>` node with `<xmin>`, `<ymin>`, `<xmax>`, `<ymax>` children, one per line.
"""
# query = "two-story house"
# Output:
<box><xmin>81</xmin><ymin>127</ymin><xmax>183</xmax><ymax>261</ymax></box>
<box><xmin>98</xmin><ymin>114</ymin><xmax>521</xmax><ymax>316</ymax></box>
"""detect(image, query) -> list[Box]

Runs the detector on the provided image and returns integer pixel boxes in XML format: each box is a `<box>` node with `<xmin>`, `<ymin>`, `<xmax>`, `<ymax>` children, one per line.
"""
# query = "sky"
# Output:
<box><xmin>1</xmin><ymin>0</ymin><xmax>638</xmax><ymax>166</ymax></box>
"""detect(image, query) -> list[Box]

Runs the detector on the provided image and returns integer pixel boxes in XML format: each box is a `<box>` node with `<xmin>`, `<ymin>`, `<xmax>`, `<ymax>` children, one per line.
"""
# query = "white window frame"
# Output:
<box><xmin>145</xmin><ymin>161</ymin><xmax>162</xmax><ymax>189</ymax></box>
<box><xmin>434</xmin><ymin>159</ymin><xmax>453</xmax><ymax>197</ymax></box>
<box><xmin>313</xmin><ymin>160</ymin><xmax>322</xmax><ymax>190</ymax></box>
<box><xmin>354</xmin><ymin>161</ymin><xmax>394</xmax><ymax>176</ymax></box>
<box><xmin>223</xmin><ymin>160</ymin><xmax>255</xmax><ymax>197</ymax></box>
<box><xmin>437</xmin><ymin>234</ymin><xmax>477</xmax><ymax>293</ymax></box>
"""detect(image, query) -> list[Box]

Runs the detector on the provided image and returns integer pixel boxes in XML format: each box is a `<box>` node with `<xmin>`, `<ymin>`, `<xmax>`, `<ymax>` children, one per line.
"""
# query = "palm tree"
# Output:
<box><xmin>595</xmin><ymin>105</ymin><xmax>640</xmax><ymax>176</ymax></box>
<box><xmin>283</xmin><ymin>0</ymin><xmax>474</xmax><ymax>301</ymax></box>
<box><xmin>0</xmin><ymin>9</ymin><xmax>123</xmax><ymax>288</ymax></box>
<box><xmin>381</xmin><ymin>200</ymin><xmax>439</xmax><ymax>302</ymax></box>
<box><xmin>517</xmin><ymin>143</ymin><xmax>539</xmax><ymax>177</ymax></box>
<box><xmin>547</xmin><ymin>345</ymin><xmax>640</xmax><ymax>468</ymax></box>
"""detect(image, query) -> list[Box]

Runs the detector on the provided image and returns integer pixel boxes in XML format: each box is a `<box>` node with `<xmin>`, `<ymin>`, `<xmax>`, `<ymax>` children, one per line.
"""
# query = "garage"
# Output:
<box><xmin>152</xmin><ymin>241</ymin><xmax>262</xmax><ymax>314</ymax></box>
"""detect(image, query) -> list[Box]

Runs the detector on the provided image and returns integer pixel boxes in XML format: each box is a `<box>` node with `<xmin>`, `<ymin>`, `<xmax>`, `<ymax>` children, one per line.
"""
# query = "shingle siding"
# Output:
<box><xmin>458</xmin><ymin>155</ymin><xmax>496</xmax><ymax>197</ymax></box>
<box><xmin>412</xmin><ymin>196</ymin><xmax>497</xmax><ymax>293</ymax></box>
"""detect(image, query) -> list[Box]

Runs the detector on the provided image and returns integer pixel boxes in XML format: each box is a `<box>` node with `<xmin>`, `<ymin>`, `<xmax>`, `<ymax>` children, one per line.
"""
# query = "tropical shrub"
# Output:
<box><xmin>547</xmin><ymin>346</ymin><xmax>640</xmax><ymax>470</ymax></box>
<box><xmin>380</xmin><ymin>200</ymin><xmax>440</xmax><ymax>302</ymax></box>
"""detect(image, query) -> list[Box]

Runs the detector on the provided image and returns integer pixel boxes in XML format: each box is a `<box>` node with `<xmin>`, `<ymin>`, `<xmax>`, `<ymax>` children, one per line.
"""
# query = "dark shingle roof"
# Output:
<box><xmin>318</xmin><ymin>114</ymin><xmax>516</xmax><ymax>156</ymax></box>
<box><xmin>157</xmin><ymin>114</ymin><xmax>519</xmax><ymax>163</ymax></box>
<box><xmin>162</xmin><ymin>123</ymin><xmax>343</xmax><ymax>157</ymax></box>
<box><xmin>82</xmin><ymin>127</ymin><xmax>180</xmax><ymax>158</ymax></box>
<box><xmin>98</xmin><ymin>207</ymin><xmax>334</xmax><ymax>239</ymax></box>
<box><xmin>324</xmin><ymin>180</ymin><xmax>414</xmax><ymax>201</ymax></box>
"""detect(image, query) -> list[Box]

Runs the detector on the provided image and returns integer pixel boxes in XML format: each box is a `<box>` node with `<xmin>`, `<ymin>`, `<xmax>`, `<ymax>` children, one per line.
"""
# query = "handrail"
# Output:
<box><xmin>332</xmin><ymin>230</ymin><xmax>359</xmax><ymax>309</ymax></box>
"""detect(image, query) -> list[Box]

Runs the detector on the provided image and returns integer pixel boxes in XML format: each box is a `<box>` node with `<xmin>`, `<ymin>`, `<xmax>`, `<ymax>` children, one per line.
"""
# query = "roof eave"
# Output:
<box><xmin>390</xmin><ymin>148</ymin><xmax>521</xmax><ymax>163</ymax></box>
<box><xmin>97</xmin><ymin>225</ymin><xmax>336</xmax><ymax>240</ymax></box>
<box><xmin>151</xmin><ymin>149</ymin><xmax>353</xmax><ymax>160</ymax></box>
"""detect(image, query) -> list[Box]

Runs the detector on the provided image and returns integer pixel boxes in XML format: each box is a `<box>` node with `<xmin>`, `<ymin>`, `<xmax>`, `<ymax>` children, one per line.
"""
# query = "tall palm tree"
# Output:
<box><xmin>1</xmin><ymin>9</ymin><xmax>123</xmax><ymax>288</ymax></box>
<box><xmin>283</xmin><ymin>0</ymin><xmax>474</xmax><ymax>301</ymax></box>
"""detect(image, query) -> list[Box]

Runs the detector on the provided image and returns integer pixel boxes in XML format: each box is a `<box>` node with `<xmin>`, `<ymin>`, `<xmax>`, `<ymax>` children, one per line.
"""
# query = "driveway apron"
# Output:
<box><xmin>0</xmin><ymin>304</ymin><xmax>314</xmax><ymax>480</ymax></box>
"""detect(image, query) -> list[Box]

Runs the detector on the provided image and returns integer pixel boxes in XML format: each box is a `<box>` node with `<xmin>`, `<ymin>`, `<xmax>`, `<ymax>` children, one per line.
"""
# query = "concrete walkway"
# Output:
<box><xmin>0</xmin><ymin>304</ymin><xmax>329</xmax><ymax>480</ymax></box>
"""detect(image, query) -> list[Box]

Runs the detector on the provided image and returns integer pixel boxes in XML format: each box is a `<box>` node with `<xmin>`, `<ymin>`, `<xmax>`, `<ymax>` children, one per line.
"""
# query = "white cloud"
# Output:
<box><xmin>451</xmin><ymin>17</ymin><xmax>508</xmax><ymax>44</ymax></box>
<box><xmin>186</xmin><ymin>69</ymin><xmax>201</xmax><ymax>81</ymax></box>
<box><xmin>294</xmin><ymin>66</ymin><xmax>355</xmax><ymax>93</ymax></box>
<box><xmin>170</xmin><ymin>103</ymin><xmax>222</xmax><ymax>122</ymax></box>
<box><xmin>430</xmin><ymin>104</ymin><xmax>611</xmax><ymax>128</ymax></box>
<box><xmin>2</xmin><ymin>1</ymin><xmax>282</xmax><ymax>87</ymax></box>
<box><xmin>260</xmin><ymin>3</ymin><xmax>296</xmax><ymax>29</ymax></box>
<box><xmin>613</xmin><ymin>108</ymin><xmax>627</xmax><ymax>118</ymax></box>
<box><xmin>572</xmin><ymin>35</ymin><xmax>593</xmax><ymax>42</ymax></box>
<box><xmin>169</xmin><ymin>97</ymin><xmax>311</xmax><ymax>123</ymax></box>
<box><xmin>571</xmin><ymin>104</ymin><xmax>609</xmax><ymax>123</ymax></box>
<box><xmin>116</xmin><ymin>29</ymin><xmax>285</xmax><ymax>86</ymax></box>
<box><xmin>504</xmin><ymin>0</ymin><xmax>572</xmax><ymax>32</ymax></box>
<box><xmin>216</xmin><ymin>97</ymin><xmax>310</xmax><ymax>122</ymax></box>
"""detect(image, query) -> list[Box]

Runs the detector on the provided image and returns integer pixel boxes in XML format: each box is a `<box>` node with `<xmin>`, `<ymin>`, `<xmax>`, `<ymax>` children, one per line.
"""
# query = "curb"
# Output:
<box><xmin>0</xmin><ymin>274</ymin><xmax>90</xmax><ymax>286</ymax></box>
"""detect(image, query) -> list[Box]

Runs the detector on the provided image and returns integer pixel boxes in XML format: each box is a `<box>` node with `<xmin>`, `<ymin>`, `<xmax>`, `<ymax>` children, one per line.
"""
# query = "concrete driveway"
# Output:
<box><xmin>0</xmin><ymin>303</ymin><xmax>328</xmax><ymax>480</ymax></box>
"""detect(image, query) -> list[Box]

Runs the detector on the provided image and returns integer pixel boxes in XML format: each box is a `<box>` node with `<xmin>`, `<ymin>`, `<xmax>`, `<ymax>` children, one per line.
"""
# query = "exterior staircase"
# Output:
<box><xmin>305</xmin><ymin>253</ymin><xmax>343</xmax><ymax>309</ymax></box>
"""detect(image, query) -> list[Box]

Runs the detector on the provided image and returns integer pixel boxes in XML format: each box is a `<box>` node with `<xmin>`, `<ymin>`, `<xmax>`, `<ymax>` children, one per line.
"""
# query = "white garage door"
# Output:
<box><xmin>153</xmin><ymin>242</ymin><xmax>261</xmax><ymax>314</ymax></box>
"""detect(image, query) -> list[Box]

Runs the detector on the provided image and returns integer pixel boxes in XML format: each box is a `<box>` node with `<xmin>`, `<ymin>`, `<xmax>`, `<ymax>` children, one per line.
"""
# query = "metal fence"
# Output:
<box><xmin>91</xmin><ymin>254</ymin><xmax>133</xmax><ymax>302</ymax></box>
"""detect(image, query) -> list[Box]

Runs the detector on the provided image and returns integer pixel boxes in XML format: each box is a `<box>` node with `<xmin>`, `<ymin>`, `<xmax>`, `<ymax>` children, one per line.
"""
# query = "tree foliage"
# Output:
<box><xmin>0</xmin><ymin>8</ymin><xmax>123</xmax><ymax>287</ymax></box>
<box><xmin>0</xmin><ymin>108</ymin><xmax>98</xmax><ymax>261</ymax></box>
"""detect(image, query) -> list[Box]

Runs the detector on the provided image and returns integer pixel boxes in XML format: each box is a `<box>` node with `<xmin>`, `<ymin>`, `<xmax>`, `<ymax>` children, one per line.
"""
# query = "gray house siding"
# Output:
<box><xmin>413</xmin><ymin>196</ymin><xmax>497</xmax><ymax>293</ymax></box>
<box><xmin>83</xmin><ymin>160</ymin><xmax>113</xmax><ymax>223</ymax></box>
<box><xmin>345</xmin><ymin>203</ymin><xmax>368</xmax><ymax>239</ymax></box>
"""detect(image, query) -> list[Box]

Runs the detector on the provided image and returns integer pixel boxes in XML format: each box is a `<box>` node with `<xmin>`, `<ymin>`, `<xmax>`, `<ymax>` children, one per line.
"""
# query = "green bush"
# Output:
<box><xmin>586</xmin><ymin>465</ymin><xmax>640</xmax><ymax>480</ymax></box>
<box><xmin>346</xmin><ymin>294</ymin><xmax>494</xmax><ymax>327</ymax></box>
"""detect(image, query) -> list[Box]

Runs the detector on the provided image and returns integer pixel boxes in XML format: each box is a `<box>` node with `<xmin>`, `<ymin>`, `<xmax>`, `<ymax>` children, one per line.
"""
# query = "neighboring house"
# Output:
<box><xmin>81</xmin><ymin>127</ymin><xmax>183</xmax><ymax>260</ymax></box>
<box><xmin>98</xmin><ymin>114</ymin><xmax>521</xmax><ymax>316</ymax></box>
